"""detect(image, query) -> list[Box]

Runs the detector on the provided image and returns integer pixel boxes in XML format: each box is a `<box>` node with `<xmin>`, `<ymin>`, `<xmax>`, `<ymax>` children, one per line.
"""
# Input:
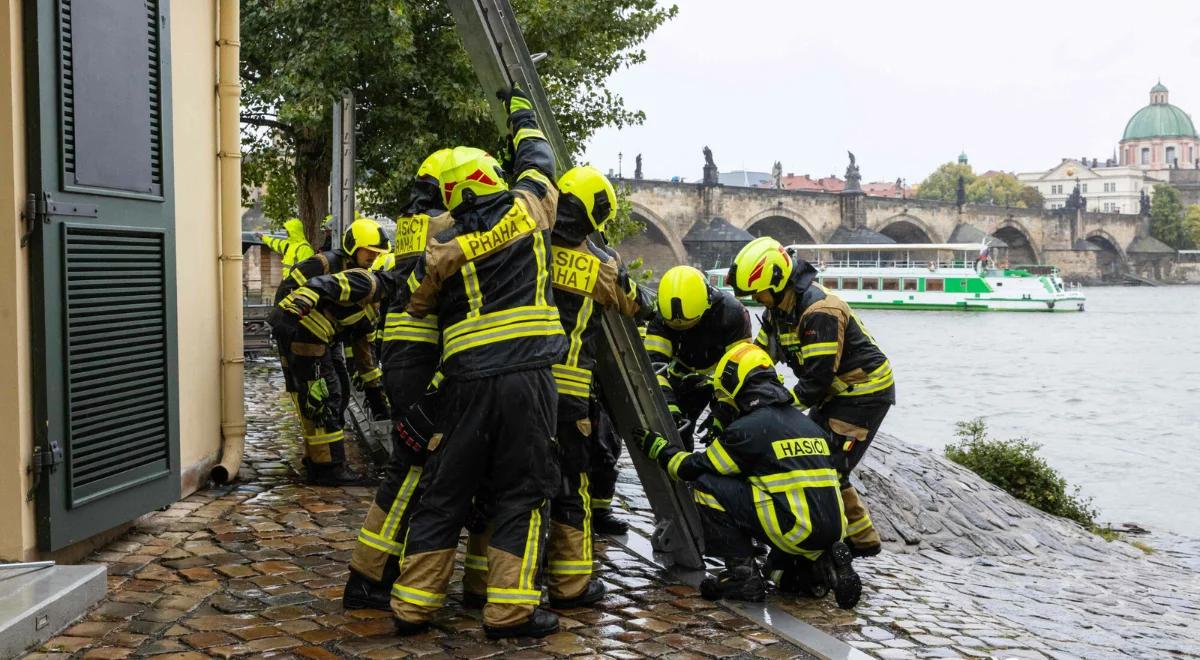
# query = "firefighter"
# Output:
<box><xmin>268</xmin><ymin>219</ymin><xmax>392</xmax><ymax>486</ymax></box>
<box><xmin>389</xmin><ymin>87</ymin><xmax>564</xmax><ymax>639</ymax></box>
<box><xmin>727</xmin><ymin>237</ymin><xmax>894</xmax><ymax>559</ymax></box>
<box><xmin>587</xmin><ymin>390</ymin><xmax>629</xmax><ymax>534</ymax></box>
<box><xmin>258</xmin><ymin>218</ymin><xmax>315</xmax><ymax>280</ymax></box>
<box><xmin>644</xmin><ymin>265</ymin><xmax>751</xmax><ymax>449</ymax></box>
<box><xmin>633</xmin><ymin>343</ymin><xmax>861</xmax><ymax>609</ymax></box>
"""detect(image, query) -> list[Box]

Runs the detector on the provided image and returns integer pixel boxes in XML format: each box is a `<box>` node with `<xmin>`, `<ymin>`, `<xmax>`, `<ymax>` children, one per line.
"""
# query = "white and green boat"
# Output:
<box><xmin>707</xmin><ymin>243</ymin><xmax>1086</xmax><ymax>312</ymax></box>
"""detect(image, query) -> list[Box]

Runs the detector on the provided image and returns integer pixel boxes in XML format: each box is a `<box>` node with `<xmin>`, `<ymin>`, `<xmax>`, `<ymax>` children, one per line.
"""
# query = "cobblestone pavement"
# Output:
<box><xmin>26</xmin><ymin>361</ymin><xmax>816</xmax><ymax>660</ymax></box>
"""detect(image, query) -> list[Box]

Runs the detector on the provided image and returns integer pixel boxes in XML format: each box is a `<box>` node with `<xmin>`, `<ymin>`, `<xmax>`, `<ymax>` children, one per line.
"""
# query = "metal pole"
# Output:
<box><xmin>339</xmin><ymin>89</ymin><xmax>356</xmax><ymax>226</ymax></box>
<box><xmin>330</xmin><ymin>99</ymin><xmax>343</xmax><ymax>249</ymax></box>
<box><xmin>0</xmin><ymin>561</ymin><xmax>56</xmax><ymax>570</ymax></box>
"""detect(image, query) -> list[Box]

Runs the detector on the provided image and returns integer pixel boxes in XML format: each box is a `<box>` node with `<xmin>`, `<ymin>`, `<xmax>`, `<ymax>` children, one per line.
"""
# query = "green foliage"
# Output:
<box><xmin>915</xmin><ymin>162</ymin><xmax>975</xmax><ymax>202</ymax></box>
<box><xmin>966</xmin><ymin>172</ymin><xmax>1026</xmax><ymax>207</ymax></box>
<box><xmin>1150</xmin><ymin>183</ymin><xmax>1190</xmax><ymax>249</ymax></box>
<box><xmin>1185</xmin><ymin>205</ymin><xmax>1200</xmax><ymax>249</ymax></box>
<box><xmin>241</xmin><ymin>0</ymin><xmax>677</xmax><ymax>237</ymax></box>
<box><xmin>243</xmin><ymin>143</ymin><xmax>299</xmax><ymax>231</ymax></box>
<box><xmin>605</xmin><ymin>183</ymin><xmax>645</xmax><ymax>246</ymax></box>
<box><xmin>1018</xmin><ymin>185</ymin><xmax>1045</xmax><ymax>210</ymax></box>
<box><xmin>945</xmin><ymin>418</ymin><xmax>1097</xmax><ymax>528</ymax></box>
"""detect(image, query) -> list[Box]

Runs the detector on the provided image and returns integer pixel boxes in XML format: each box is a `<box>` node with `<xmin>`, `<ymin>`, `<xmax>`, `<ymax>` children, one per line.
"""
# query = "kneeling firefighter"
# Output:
<box><xmin>268</xmin><ymin>219</ymin><xmax>392</xmax><ymax>486</ymax></box>
<box><xmin>644</xmin><ymin>265</ymin><xmax>751</xmax><ymax>449</ymax></box>
<box><xmin>634</xmin><ymin>343</ymin><xmax>861</xmax><ymax>609</ymax></box>
<box><xmin>728</xmin><ymin>237</ymin><xmax>895</xmax><ymax>558</ymax></box>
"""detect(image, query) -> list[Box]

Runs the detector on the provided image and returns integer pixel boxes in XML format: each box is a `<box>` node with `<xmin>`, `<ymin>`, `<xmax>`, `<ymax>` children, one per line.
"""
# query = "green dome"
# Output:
<box><xmin>1122</xmin><ymin>102</ymin><xmax>1197</xmax><ymax>140</ymax></box>
<box><xmin>1151</xmin><ymin>81</ymin><xmax>1169</xmax><ymax>94</ymax></box>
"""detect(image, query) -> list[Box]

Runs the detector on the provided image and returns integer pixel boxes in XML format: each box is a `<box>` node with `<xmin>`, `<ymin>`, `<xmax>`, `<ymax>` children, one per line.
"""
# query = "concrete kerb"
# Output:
<box><xmin>605</xmin><ymin>528</ymin><xmax>871</xmax><ymax>660</ymax></box>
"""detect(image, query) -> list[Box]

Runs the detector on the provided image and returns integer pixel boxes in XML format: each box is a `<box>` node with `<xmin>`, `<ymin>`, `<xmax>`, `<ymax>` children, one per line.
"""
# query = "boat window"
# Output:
<box><xmin>843</xmin><ymin>278</ymin><xmax>858</xmax><ymax>290</ymax></box>
<box><xmin>881</xmin><ymin>278</ymin><xmax>900</xmax><ymax>291</ymax></box>
<box><xmin>902</xmin><ymin>279</ymin><xmax>918</xmax><ymax>291</ymax></box>
<box><xmin>925</xmin><ymin>278</ymin><xmax>944</xmax><ymax>292</ymax></box>
<box><xmin>861</xmin><ymin>278</ymin><xmax>879</xmax><ymax>291</ymax></box>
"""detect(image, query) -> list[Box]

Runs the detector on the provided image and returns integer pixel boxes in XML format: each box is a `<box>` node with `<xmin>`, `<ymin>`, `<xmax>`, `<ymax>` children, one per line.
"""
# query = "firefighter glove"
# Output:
<box><xmin>497</xmin><ymin>85</ymin><xmax>534</xmax><ymax>117</ymax></box>
<box><xmin>364</xmin><ymin>386</ymin><xmax>390</xmax><ymax>421</ymax></box>
<box><xmin>301</xmin><ymin>378</ymin><xmax>332</xmax><ymax>424</ymax></box>
<box><xmin>633</xmin><ymin>427</ymin><xmax>679</xmax><ymax>469</ymax></box>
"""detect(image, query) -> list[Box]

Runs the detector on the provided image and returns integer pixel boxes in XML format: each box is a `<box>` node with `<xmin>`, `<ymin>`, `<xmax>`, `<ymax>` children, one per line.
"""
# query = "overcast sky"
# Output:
<box><xmin>579</xmin><ymin>0</ymin><xmax>1200</xmax><ymax>185</ymax></box>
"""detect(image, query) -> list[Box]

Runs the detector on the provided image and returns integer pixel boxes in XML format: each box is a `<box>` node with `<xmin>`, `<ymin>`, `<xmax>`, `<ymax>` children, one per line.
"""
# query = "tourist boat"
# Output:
<box><xmin>706</xmin><ymin>243</ymin><xmax>1086</xmax><ymax>312</ymax></box>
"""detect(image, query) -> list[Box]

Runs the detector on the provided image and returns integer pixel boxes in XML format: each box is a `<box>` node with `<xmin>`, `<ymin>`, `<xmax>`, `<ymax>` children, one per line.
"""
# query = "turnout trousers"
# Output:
<box><xmin>391</xmin><ymin>368</ymin><xmax>559</xmax><ymax>629</ymax></box>
<box><xmin>349</xmin><ymin>362</ymin><xmax>438</xmax><ymax>585</ymax></box>
<box><xmin>587</xmin><ymin>401</ymin><xmax>622</xmax><ymax>515</ymax></box>
<box><xmin>545</xmin><ymin>396</ymin><xmax>595</xmax><ymax>601</ymax></box>
<box><xmin>808</xmin><ymin>393</ymin><xmax>893</xmax><ymax>551</ymax></box>
<box><xmin>277</xmin><ymin>336</ymin><xmax>348</xmax><ymax>468</ymax></box>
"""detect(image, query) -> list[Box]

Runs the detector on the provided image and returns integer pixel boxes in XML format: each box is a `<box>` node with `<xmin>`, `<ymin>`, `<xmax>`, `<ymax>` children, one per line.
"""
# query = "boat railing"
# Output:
<box><xmin>816</xmin><ymin>259</ymin><xmax>976</xmax><ymax>270</ymax></box>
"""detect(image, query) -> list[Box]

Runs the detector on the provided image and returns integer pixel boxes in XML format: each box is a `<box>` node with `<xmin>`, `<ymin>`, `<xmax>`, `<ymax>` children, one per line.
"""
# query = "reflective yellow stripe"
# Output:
<box><xmin>554</xmin><ymin>379</ymin><xmax>591</xmax><ymax>398</ymax></box>
<box><xmin>464</xmin><ymin>554</ymin><xmax>488</xmax><ymax>572</ymax></box>
<box><xmin>666</xmin><ymin>451</ymin><xmax>687</xmax><ymax>481</ymax></box>
<box><xmin>565</xmin><ymin>297</ymin><xmax>593</xmax><ymax>367</ymax></box>
<box><xmin>294</xmin><ymin>287</ymin><xmax>319</xmax><ymax>304</ymax></box>
<box><xmin>752</xmin><ymin>468</ymin><xmax>841</xmax><ymax>493</ymax></box>
<box><xmin>486</xmin><ymin>587</ymin><xmax>541</xmax><ymax>605</ymax></box>
<box><xmin>381</xmin><ymin>466</ymin><xmax>423</xmax><ymax>542</ymax></box>
<box><xmin>298</xmin><ymin>313</ymin><xmax>334</xmax><ymax>343</ymax></box>
<box><xmin>591</xmin><ymin>498</ymin><xmax>612</xmax><ymax>509</ymax></box>
<box><xmin>580</xmin><ymin>473</ymin><xmax>592</xmax><ymax>562</ymax></box>
<box><xmin>359</xmin><ymin>367</ymin><xmax>383</xmax><ymax>383</ymax></box>
<box><xmin>656</xmin><ymin>374</ymin><xmax>671</xmax><ymax>389</ymax></box>
<box><xmin>336</xmin><ymin>273</ymin><xmax>351</xmax><ymax>302</ymax></box>
<box><xmin>846</xmin><ymin>514</ymin><xmax>874</xmax><ymax>536</ymax></box>
<box><xmin>834</xmin><ymin>360</ymin><xmax>894</xmax><ymax>398</ymax></box>
<box><xmin>547</xmin><ymin>560</ymin><xmax>593</xmax><ymax>575</ymax></box>
<box><xmin>705</xmin><ymin>439</ymin><xmax>740</xmax><ymax>475</ymax></box>
<box><xmin>407</xmin><ymin>270</ymin><xmax>420</xmax><ymax>292</ymax></box>
<box><xmin>517</xmin><ymin>168</ymin><xmax>552</xmax><ymax>190</ymax></box>
<box><xmin>383</xmin><ymin>313</ymin><xmax>439</xmax><ymax>344</ymax></box>
<box><xmin>442</xmin><ymin>306</ymin><xmax>563</xmax><ymax>360</ymax></box>
<box><xmin>644</xmin><ymin>334</ymin><xmax>673</xmax><ymax>358</ymax></box>
<box><xmin>357</xmin><ymin>528</ymin><xmax>404</xmax><ymax>556</ymax></box>
<box><xmin>519</xmin><ymin>505</ymin><xmax>543</xmax><ymax>591</ymax></box>
<box><xmin>392</xmin><ymin>584</ymin><xmax>446</xmax><ymax>607</ymax></box>
<box><xmin>801</xmin><ymin>341</ymin><xmax>839</xmax><ymax>359</ymax></box>
<box><xmin>290</xmin><ymin>268</ymin><xmax>308</xmax><ymax>286</ymax></box>
<box><xmin>463</xmin><ymin>262</ymin><xmax>483</xmax><ymax>318</ymax></box>
<box><xmin>533</xmin><ymin>230</ymin><xmax>548</xmax><ymax>307</ymax></box>
<box><xmin>693</xmin><ymin>489</ymin><xmax>726</xmax><ymax>512</ymax></box>
<box><xmin>753</xmin><ymin>486</ymin><xmax>793</xmax><ymax>552</ymax></box>
<box><xmin>513</xmin><ymin>127</ymin><xmax>546</xmax><ymax>148</ymax></box>
<box><xmin>755</xmin><ymin>327</ymin><xmax>769</xmax><ymax>347</ymax></box>
<box><xmin>304</xmin><ymin>429</ymin><xmax>343</xmax><ymax>446</ymax></box>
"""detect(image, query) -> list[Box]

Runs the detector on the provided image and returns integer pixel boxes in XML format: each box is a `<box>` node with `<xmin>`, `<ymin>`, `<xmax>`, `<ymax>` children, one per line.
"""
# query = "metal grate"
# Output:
<box><xmin>63</xmin><ymin>226</ymin><xmax>169</xmax><ymax>506</ymax></box>
<box><xmin>59</xmin><ymin>0</ymin><xmax>75</xmax><ymax>176</ymax></box>
<box><xmin>146</xmin><ymin>0</ymin><xmax>162</xmax><ymax>187</ymax></box>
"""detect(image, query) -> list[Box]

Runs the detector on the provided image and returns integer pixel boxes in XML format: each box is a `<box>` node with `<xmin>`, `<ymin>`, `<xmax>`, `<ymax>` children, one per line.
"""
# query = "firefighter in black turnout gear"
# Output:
<box><xmin>729</xmin><ymin>237</ymin><xmax>894</xmax><ymax>558</ymax></box>
<box><xmin>635</xmin><ymin>343</ymin><xmax>861</xmax><ymax>609</ymax></box>
<box><xmin>389</xmin><ymin>87</ymin><xmax>566</xmax><ymax>639</ymax></box>
<box><xmin>644</xmin><ymin>265</ymin><xmax>752</xmax><ymax>449</ymax></box>
<box><xmin>268</xmin><ymin>219</ymin><xmax>391</xmax><ymax>486</ymax></box>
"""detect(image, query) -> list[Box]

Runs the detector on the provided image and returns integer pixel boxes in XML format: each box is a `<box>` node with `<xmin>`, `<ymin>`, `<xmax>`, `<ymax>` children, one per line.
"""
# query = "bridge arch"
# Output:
<box><xmin>877</xmin><ymin>214</ymin><xmax>940</xmax><ymax>243</ymax></box>
<box><xmin>743</xmin><ymin>207</ymin><xmax>818</xmax><ymax>246</ymax></box>
<box><xmin>1084</xmin><ymin>230</ymin><xmax>1126</xmax><ymax>279</ymax></box>
<box><xmin>621</xmin><ymin>202</ymin><xmax>688</xmax><ymax>271</ymax></box>
<box><xmin>991</xmin><ymin>221</ymin><xmax>1040</xmax><ymax>265</ymax></box>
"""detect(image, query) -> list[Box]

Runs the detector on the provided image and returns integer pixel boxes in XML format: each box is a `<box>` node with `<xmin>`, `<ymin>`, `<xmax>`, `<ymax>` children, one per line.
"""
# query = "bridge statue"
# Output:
<box><xmin>771</xmin><ymin>161</ymin><xmax>783</xmax><ymax>189</ymax></box>
<box><xmin>843</xmin><ymin>150</ymin><xmax>862</xmax><ymax>192</ymax></box>
<box><xmin>634</xmin><ymin>153</ymin><xmax>643</xmax><ymax>180</ymax></box>
<box><xmin>956</xmin><ymin>174</ymin><xmax>966</xmax><ymax>208</ymax></box>
<box><xmin>702</xmin><ymin>145</ymin><xmax>719</xmax><ymax>186</ymax></box>
<box><xmin>1139</xmin><ymin>189</ymin><xmax>1151</xmax><ymax>216</ymax></box>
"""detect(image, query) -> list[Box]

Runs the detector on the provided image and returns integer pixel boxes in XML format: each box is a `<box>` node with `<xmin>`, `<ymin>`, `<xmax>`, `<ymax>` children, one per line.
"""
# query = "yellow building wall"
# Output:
<box><xmin>0</xmin><ymin>0</ymin><xmax>34</xmax><ymax>562</ymax></box>
<box><xmin>0</xmin><ymin>0</ymin><xmax>225</xmax><ymax>560</ymax></box>
<box><xmin>171</xmin><ymin>0</ymin><xmax>224</xmax><ymax>495</ymax></box>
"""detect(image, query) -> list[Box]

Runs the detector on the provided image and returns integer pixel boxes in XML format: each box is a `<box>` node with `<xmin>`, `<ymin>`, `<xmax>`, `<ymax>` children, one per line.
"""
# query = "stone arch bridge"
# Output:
<box><xmin>620</xmin><ymin>180</ymin><xmax>1166</xmax><ymax>282</ymax></box>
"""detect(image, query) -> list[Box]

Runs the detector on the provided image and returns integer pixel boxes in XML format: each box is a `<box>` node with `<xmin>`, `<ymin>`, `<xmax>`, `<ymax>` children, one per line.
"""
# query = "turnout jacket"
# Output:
<box><xmin>667</xmin><ymin>404</ymin><xmax>844</xmax><ymax>555</ymax></box>
<box><xmin>756</xmin><ymin>259</ymin><xmax>894</xmax><ymax>409</ymax></box>
<box><xmin>550</xmin><ymin>239</ymin><xmax>652</xmax><ymax>413</ymax></box>
<box><xmin>643</xmin><ymin>289</ymin><xmax>751</xmax><ymax>398</ymax></box>
<box><xmin>281</xmin><ymin>271</ymin><xmax>384</xmax><ymax>384</ymax></box>
<box><xmin>261</xmin><ymin>218</ymin><xmax>314</xmax><ymax>279</ymax></box>
<box><xmin>404</xmin><ymin>111</ymin><xmax>564</xmax><ymax>380</ymax></box>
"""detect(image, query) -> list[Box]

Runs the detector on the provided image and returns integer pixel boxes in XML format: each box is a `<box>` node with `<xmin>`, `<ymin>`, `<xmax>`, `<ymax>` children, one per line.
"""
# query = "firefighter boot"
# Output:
<box><xmin>699</xmin><ymin>557</ymin><xmax>766</xmax><ymax>602</ymax></box>
<box><xmin>343</xmin><ymin>568</ymin><xmax>392</xmax><ymax>610</ymax></box>
<box><xmin>816</xmin><ymin>541</ymin><xmax>861</xmax><ymax>610</ymax></box>
<box><xmin>310</xmin><ymin>462</ymin><xmax>378</xmax><ymax>487</ymax></box>
<box><xmin>484</xmin><ymin>608</ymin><xmax>560</xmax><ymax>639</ymax></box>
<box><xmin>590</xmin><ymin>507</ymin><xmax>629</xmax><ymax>535</ymax></box>
<box><xmin>841</xmin><ymin>485</ymin><xmax>882</xmax><ymax>558</ymax></box>
<box><xmin>549</xmin><ymin>579</ymin><xmax>606</xmax><ymax>609</ymax></box>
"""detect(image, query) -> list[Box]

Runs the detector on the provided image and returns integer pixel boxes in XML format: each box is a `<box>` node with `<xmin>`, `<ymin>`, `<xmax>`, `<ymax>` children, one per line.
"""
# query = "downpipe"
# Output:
<box><xmin>211</xmin><ymin>0</ymin><xmax>245</xmax><ymax>484</ymax></box>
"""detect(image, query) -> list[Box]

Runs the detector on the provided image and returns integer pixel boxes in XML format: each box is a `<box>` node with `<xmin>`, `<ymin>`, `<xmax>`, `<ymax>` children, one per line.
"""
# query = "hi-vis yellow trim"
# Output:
<box><xmin>357</xmin><ymin>527</ymin><xmax>404</xmax><ymax>556</ymax></box>
<box><xmin>547</xmin><ymin>559</ymin><xmax>593</xmax><ymax>575</ymax></box>
<box><xmin>392</xmin><ymin>584</ymin><xmax>446</xmax><ymax>607</ymax></box>
<box><xmin>375</xmin><ymin>465</ymin><xmax>422</xmax><ymax>549</ymax></box>
<box><xmin>456</xmin><ymin>200</ymin><xmax>536</xmax><ymax>260</ymax></box>
<box><xmin>566</xmin><ymin>298</ymin><xmax>594</xmax><ymax>367</ymax></box>
<box><xmin>336</xmin><ymin>273</ymin><xmax>351</xmax><ymax>302</ymax></box>
<box><xmin>552</xmin><ymin>363</ymin><xmax>592</xmax><ymax>398</ymax></box>
<box><xmin>294</xmin><ymin>287</ymin><xmax>319</xmax><ymax>304</ymax></box>
<box><xmin>644</xmin><ymin>334</ymin><xmax>673</xmax><ymax>358</ymax></box>
<box><xmin>407</xmin><ymin>270</ymin><xmax>420</xmax><ymax>293</ymax></box>
<box><xmin>801</xmin><ymin>341</ymin><xmax>839</xmax><ymax>359</ymax></box>
<box><xmin>533</xmin><ymin>231</ymin><xmax>549</xmax><ymax>307</ymax></box>
<box><xmin>846</xmin><ymin>514</ymin><xmax>874</xmax><ymax>536</ymax></box>
<box><xmin>693</xmin><ymin>489</ymin><xmax>726</xmax><ymax>512</ymax></box>
<box><xmin>580</xmin><ymin>473</ymin><xmax>593</xmax><ymax>562</ymax></box>
<box><xmin>705</xmin><ymin>439</ymin><xmax>740</xmax><ymax>475</ymax></box>
<box><xmin>441</xmin><ymin>305</ymin><xmax>563</xmax><ymax>360</ymax></box>
<box><xmin>656</xmin><ymin>374</ymin><xmax>671</xmax><ymax>389</ymax></box>
<box><xmin>771</xmin><ymin>437</ymin><xmax>831</xmax><ymax>460</ymax></box>
<box><xmin>304</xmin><ymin>429</ymin><xmax>343</xmax><ymax>446</ymax></box>
<box><xmin>833</xmin><ymin>360</ymin><xmax>894</xmax><ymax>397</ymax></box>
<box><xmin>463</xmin><ymin>262</ymin><xmax>483</xmax><ymax>318</ymax></box>
<box><xmin>359</xmin><ymin>367</ymin><xmax>383</xmax><ymax>383</ymax></box>
<box><xmin>464</xmin><ymin>554</ymin><xmax>488</xmax><ymax>571</ymax></box>
<box><xmin>751</xmin><ymin>468</ymin><xmax>841</xmax><ymax>493</ymax></box>
<box><xmin>666</xmin><ymin>451</ymin><xmax>687</xmax><ymax>481</ymax></box>
<box><xmin>513</xmin><ymin>127</ymin><xmax>546</xmax><ymax>148</ymax></box>
<box><xmin>755</xmin><ymin>327</ymin><xmax>769</xmax><ymax>347</ymax></box>
<box><xmin>394</xmin><ymin>213</ymin><xmax>431</xmax><ymax>257</ymax></box>
<box><xmin>519</xmin><ymin>504</ymin><xmax>543</xmax><ymax>592</ymax></box>
<box><xmin>383</xmin><ymin>313</ymin><xmax>439</xmax><ymax>344</ymax></box>
<box><xmin>486</xmin><ymin>586</ymin><xmax>542</xmax><ymax>605</ymax></box>
<box><xmin>299</xmin><ymin>312</ymin><xmax>335</xmax><ymax>343</ymax></box>
<box><xmin>517</xmin><ymin>169</ymin><xmax>552</xmax><ymax>189</ymax></box>
<box><xmin>551</xmin><ymin>247</ymin><xmax>601</xmax><ymax>295</ymax></box>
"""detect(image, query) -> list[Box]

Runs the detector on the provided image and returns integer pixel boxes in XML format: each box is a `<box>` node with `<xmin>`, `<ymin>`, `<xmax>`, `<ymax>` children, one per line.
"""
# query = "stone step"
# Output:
<box><xmin>0</xmin><ymin>563</ymin><xmax>107</xmax><ymax>658</ymax></box>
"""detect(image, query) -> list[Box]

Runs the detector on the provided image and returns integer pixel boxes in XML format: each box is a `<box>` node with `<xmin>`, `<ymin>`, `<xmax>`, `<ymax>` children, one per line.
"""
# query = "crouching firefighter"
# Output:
<box><xmin>634</xmin><ymin>343</ymin><xmax>861</xmax><ymax>609</ymax></box>
<box><xmin>729</xmin><ymin>237</ymin><xmax>895</xmax><ymax>558</ymax></box>
<box><xmin>644</xmin><ymin>265</ymin><xmax>751</xmax><ymax>449</ymax></box>
<box><xmin>390</xmin><ymin>87</ymin><xmax>565</xmax><ymax>639</ymax></box>
<box><xmin>267</xmin><ymin>222</ymin><xmax>392</xmax><ymax>486</ymax></box>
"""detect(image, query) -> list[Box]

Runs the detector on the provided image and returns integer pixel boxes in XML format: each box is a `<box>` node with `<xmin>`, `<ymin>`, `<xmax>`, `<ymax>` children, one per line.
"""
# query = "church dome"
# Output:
<box><xmin>1122</xmin><ymin>82</ymin><xmax>1197</xmax><ymax>141</ymax></box>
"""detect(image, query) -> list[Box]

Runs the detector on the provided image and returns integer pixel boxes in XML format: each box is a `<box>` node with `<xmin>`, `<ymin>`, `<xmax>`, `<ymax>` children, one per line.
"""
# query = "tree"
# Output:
<box><xmin>241</xmin><ymin>0</ymin><xmax>677</xmax><ymax>241</ymax></box>
<box><xmin>1150</xmin><ymin>183</ymin><xmax>1188</xmax><ymax>248</ymax></box>
<box><xmin>966</xmin><ymin>172</ymin><xmax>1025</xmax><ymax>207</ymax></box>
<box><xmin>1018</xmin><ymin>185</ymin><xmax>1045</xmax><ymax>210</ymax></box>
<box><xmin>915</xmin><ymin>162</ymin><xmax>975</xmax><ymax>202</ymax></box>
<box><xmin>1184</xmin><ymin>204</ymin><xmax>1200</xmax><ymax>250</ymax></box>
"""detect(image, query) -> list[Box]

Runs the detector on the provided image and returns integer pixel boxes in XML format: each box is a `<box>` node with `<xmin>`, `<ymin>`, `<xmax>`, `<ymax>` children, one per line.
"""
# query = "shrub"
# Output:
<box><xmin>945</xmin><ymin>418</ymin><xmax>1098</xmax><ymax>528</ymax></box>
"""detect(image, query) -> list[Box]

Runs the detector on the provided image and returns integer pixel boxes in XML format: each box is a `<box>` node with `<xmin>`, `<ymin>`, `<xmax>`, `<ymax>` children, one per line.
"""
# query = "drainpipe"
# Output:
<box><xmin>212</xmin><ymin>0</ymin><xmax>245</xmax><ymax>484</ymax></box>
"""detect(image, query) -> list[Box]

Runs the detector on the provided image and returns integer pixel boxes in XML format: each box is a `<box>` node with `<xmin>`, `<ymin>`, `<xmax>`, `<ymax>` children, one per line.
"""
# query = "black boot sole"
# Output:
<box><xmin>549</xmin><ymin>581</ymin><xmax>606</xmax><ymax>609</ymax></box>
<box><xmin>343</xmin><ymin>593</ymin><xmax>391</xmax><ymax>611</ymax></box>
<box><xmin>484</xmin><ymin>619</ymin><xmax>559</xmax><ymax>639</ymax></box>
<box><xmin>830</xmin><ymin>543</ymin><xmax>862</xmax><ymax>609</ymax></box>
<box><xmin>393</xmin><ymin>618</ymin><xmax>430</xmax><ymax>636</ymax></box>
<box><xmin>849</xmin><ymin>543</ymin><xmax>882</xmax><ymax>559</ymax></box>
<box><xmin>699</xmin><ymin>576</ymin><xmax>766</xmax><ymax>602</ymax></box>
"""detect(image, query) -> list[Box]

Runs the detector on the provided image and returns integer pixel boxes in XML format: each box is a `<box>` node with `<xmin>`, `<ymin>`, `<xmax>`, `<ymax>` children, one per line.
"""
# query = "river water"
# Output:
<box><xmin>758</xmin><ymin>286</ymin><xmax>1200</xmax><ymax>537</ymax></box>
